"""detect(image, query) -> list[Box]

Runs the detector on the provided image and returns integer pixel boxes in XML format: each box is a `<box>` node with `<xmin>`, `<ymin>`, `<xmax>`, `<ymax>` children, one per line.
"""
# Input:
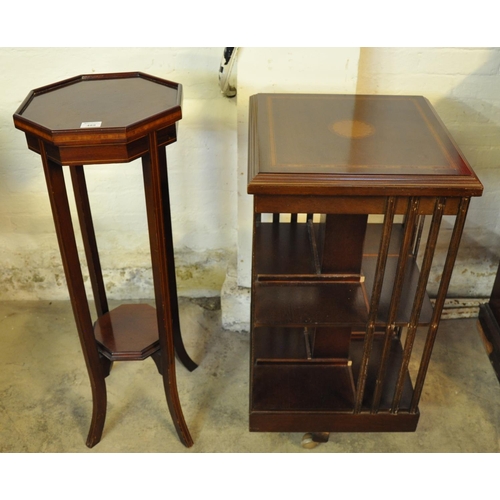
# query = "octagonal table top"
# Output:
<box><xmin>13</xmin><ymin>72</ymin><xmax>182</xmax><ymax>165</ymax></box>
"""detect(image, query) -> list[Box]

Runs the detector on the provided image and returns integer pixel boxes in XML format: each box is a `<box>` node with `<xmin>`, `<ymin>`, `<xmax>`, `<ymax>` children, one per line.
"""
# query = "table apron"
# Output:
<box><xmin>254</xmin><ymin>194</ymin><xmax>462</xmax><ymax>216</ymax></box>
<box><xmin>24</xmin><ymin>124</ymin><xmax>177</xmax><ymax>166</ymax></box>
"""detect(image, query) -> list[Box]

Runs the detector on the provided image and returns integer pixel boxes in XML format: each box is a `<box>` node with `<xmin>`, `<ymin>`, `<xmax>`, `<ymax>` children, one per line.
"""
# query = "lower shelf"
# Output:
<box><xmin>252</xmin><ymin>359</ymin><xmax>356</xmax><ymax>412</ymax></box>
<box><xmin>250</xmin><ymin>329</ymin><xmax>417</xmax><ymax>432</ymax></box>
<box><xmin>94</xmin><ymin>304</ymin><xmax>160</xmax><ymax>361</ymax></box>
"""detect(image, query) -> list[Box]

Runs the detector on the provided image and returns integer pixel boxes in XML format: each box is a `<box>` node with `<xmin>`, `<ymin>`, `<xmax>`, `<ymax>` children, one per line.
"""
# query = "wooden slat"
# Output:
<box><xmin>354</xmin><ymin>197</ymin><xmax>396</xmax><ymax>413</ymax></box>
<box><xmin>410</xmin><ymin>197</ymin><xmax>471</xmax><ymax>411</ymax></box>
<box><xmin>392</xmin><ymin>197</ymin><xmax>445</xmax><ymax>412</ymax></box>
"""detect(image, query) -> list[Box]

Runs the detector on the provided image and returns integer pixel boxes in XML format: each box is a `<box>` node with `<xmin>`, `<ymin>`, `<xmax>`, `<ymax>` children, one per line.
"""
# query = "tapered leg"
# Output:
<box><xmin>144</xmin><ymin>141</ymin><xmax>197</xmax><ymax>371</ymax></box>
<box><xmin>39</xmin><ymin>141</ymin><xmax>107</xmax><ymax>448</ymax></box>
<box><xmin>169</xmin><ymin>285</ymin><xmax>198</xmax><ymax>372</ymax></box>
<box><xmin>142</xmin><ymin>133</ymin><xmax>194</xmax><ymax>447</ymax></box>
<box><xmin>160</xmin><ymin>166</ymin><xmax>197</xmax><ymax>371</ymax></box>
<box><xmin>70</xmin><ymin>165</ymin><xmax>109</xmax><ymax>318</ymax></box>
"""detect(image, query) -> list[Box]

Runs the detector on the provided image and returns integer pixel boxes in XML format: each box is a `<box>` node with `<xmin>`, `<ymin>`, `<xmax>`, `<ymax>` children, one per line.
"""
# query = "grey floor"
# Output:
<box><xmin>2</xmin><ymin>298</ymin><xmax>500</xmax><ymax>453</ymax></box>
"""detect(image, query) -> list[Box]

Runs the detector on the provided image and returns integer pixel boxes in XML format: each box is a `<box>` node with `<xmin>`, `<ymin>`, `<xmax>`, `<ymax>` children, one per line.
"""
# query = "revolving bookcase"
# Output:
<box><xmin>247</xmin><ymin>93</ymin><xmax>483</xmax><ymax>444</ymax></box>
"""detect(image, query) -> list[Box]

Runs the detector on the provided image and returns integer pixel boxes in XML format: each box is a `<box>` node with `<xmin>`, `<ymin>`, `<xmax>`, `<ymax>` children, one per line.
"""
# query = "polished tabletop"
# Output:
<box><xmin>13</xmin><ymin>72</ymin><xmax>182</xmax><ymax>165</ymax></box>
<box><xmin>14</xmin><ymin>72</ymin><xmax>181</xmax><ymax>144</ymax></box>
<box><xmin>248</xmin><ymin>93</ymin><xmax>483</xmax><ymax>197</ymax></box>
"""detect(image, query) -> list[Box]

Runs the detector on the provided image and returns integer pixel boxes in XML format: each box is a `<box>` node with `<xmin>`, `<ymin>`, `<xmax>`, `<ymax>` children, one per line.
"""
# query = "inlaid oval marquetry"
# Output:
<box><xmin>329</xmin><ymin>119</ymin><xmax>375</xmax><ymax>139</ymax></box>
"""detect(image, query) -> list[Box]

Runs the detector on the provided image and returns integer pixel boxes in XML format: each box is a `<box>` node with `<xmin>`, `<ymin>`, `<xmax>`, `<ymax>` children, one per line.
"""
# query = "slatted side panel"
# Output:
<box><xmin>251</xmin><ymin>196</ymin><xmax>470</xmax><ymax>421</ymax></box>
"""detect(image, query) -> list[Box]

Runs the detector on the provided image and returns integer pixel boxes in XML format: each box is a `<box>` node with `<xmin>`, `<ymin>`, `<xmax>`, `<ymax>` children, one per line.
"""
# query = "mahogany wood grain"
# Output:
<box><xmin>40</xmin><ymin>145</ymin><xmax>107</xmax><ymax>448</ymax></box>
<box><xmin>320</xmin><ymin>214</ymin><xmax>367</xmax><ymax>274</ymax></box>
<box><xmin>248</xmin><ymin>93</ymin><xmax>482</xmax><ymax>439</ymax></box>
<box><xmin>70</xmin><ymin>165</ymin><xmax>108</xmax><ymax>318</ymax></box>
<box><xmin>13</xmin><ymin>73</ymin><xmax>195</xmax><ymax>448</ymax></box>
<box><xmin>94</xmin><ymin>304</ymin><xmax>160</xmax><ymax>361</ymax></box>
<box><xmin>248</xmin><ymin>94</ymin><xmax>482</xmax><ymax>197</ymax></box>
<box><xmin>142</xmin><ymin>133</ymin><xmax>194</xmax><ymax>448</ymax></box>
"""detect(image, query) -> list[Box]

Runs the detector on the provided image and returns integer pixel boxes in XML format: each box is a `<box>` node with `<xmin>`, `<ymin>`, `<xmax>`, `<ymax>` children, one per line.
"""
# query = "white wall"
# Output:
<box><xmin>2</xmin><ymin>47</ymin><xmax>500</xmax><ymax>323</ymax></box>
<box><xmin>0</xmin><ymin>48</ymin><xmax>237</xmax><ymax>300</ymax></box>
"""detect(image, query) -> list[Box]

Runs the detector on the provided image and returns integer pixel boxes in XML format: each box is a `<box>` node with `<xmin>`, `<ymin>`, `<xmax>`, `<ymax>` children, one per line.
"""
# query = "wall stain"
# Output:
<box><xmin>0</xmin><ymin>248</ymin><xmax>233</xmax><ymax>301</ymax></box>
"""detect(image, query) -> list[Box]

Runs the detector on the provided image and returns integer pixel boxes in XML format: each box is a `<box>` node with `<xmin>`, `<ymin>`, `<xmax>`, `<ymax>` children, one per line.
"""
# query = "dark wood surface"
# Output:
<box><xmin>320</xmin><ymin>214</ymin><xmax>367</xmax><ymax>273</ymax></box>
<box><xmin>248</xmin><ymin>93</ymin><xmax>482</xmax><ymax>439</ymax></box>
<box><xmin>13</xmin><ymin>72</ymin><xmax>181</xmax><ymax>165</ymax></box>
<box><xmin>249</xmin><ymin>216</ymin><xmax>433</xmax><ymax>432</ymax></box>
<box><xmin>94</xmin><ymin>304</ymin><xmax>160</xmax><ymax>361</ymax></box>
<box><xmin>70</xmin><ymin>165</ymin><xmax>109</xmax><ymax>318</ymax></box>
<box><xmin>249</xmin><ymin>410</ymin><xmax>419</xmax><ymax>433</ymax></box>
<box><xmin>253</xmin><ymin>222</ymin><xmax>433</xmax><ymax>326</ymax></box>
<box><xmin>251</xmin><ymin>332</ymin><xmax>413</xmax><ymax>412</ymax></box>
<box><xmin>14</xmin><ymin>72</ymin><xmax>181</xmax><ymax>143</ymax></box>
<box><xmin>248</xmin><ymin>94</ymin><xmax>483</xmax><ymax>197</ymax></box>
<box><xmin>13</xmin><ymin>73</ymin><xmax>195</xmax><ymax>448</ymax></box>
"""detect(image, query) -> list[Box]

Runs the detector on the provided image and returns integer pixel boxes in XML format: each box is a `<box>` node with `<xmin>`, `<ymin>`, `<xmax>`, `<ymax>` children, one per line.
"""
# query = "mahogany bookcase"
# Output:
<box><xmin>247</xmin><ymin>93</ymin><xmax>483</xmax><ymax>446</ymax></box>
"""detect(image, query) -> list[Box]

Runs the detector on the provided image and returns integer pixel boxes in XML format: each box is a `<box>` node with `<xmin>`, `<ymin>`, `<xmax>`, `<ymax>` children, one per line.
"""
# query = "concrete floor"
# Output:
<box><xmin>1</xmin><ymin>298</ymin><xmax>500</xmax><ymax>453</ymax></box>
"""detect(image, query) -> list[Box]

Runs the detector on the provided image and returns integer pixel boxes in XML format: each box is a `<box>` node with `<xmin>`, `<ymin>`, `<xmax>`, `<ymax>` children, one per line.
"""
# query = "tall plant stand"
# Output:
<box><xmin>14</xmin><ymin>72</ymin><xmax>197</xmax><ymax>448</ymax></box>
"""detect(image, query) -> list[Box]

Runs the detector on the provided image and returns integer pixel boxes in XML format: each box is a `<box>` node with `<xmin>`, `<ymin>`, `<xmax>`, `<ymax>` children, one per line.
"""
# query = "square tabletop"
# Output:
<box><xmin>248</xmin><ymin>94</ymin><xmax>483</xmax><ymax>197</ymax></box>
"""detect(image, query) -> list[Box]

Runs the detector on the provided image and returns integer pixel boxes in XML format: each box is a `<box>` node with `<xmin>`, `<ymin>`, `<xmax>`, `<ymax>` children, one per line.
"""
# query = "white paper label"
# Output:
<box><xmin>80</xmin><ymin>121</ymin><xmax>102</xmax><ymax>128</ymax></box>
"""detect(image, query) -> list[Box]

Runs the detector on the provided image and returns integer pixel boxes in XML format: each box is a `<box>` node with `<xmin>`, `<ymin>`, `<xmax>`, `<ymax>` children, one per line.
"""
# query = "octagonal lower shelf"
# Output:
<box><xmin>94</xmin><ymin>304</ymin><xmax>160</xmax><ymax>361</ymax></box>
